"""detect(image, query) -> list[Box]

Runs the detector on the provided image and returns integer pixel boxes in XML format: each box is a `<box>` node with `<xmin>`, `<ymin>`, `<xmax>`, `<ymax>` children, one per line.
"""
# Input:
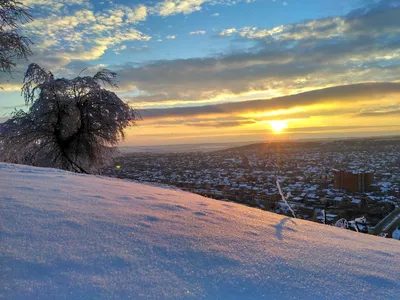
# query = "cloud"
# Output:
<box><xmin>0</xmin><ymin>2</ymin><xmax>152</xmax><ymax>89</ymax></box>
<box><xmin>153</xmin><ymin>0</ymin><xmax>209</xmax><ymax>16</ymax></box>
<box><xmin>112</xmin><ymin>1</ymin><xmax>400</xmax><ymax>105</ymax></box>
<box><xmin>357</xmin><ymin>104</ymin><xmax>400</xmax><ymax>117</ymax></box>
<box><xmin>189</xmin><ymin>30</ymin><xmax>206</xmax><ymax>35</ymax></box>
<box><xmin>22</xmin><ymin>0</ymin><xmax>91</xmax><ymax>13</ymax></box>
<box><xmin>22</xmin><ymin>0</ymin><xmax>88</xmax><ymax>5</ymax></box>
<box><xmin>0</xmin><ymin>83</ymin><xmax>23</xmax><ymax>92</ymax></box>
<box><xmin>185</xmin><ymin>119</ymin><xmax>257</xmax><ymax>127</ymax></box>
<box><xmin>219</xmin><ymin>1</ymin><xmax>400</xmax><ymax>41</ymax></box>
<box><xmin>218</xmin><ymin>18</ymin><xmax>344</xmax><ymax>40</ymax></box>
<box><xmin>285</xmin><ymin>124</ymin><xmax>400</xmax><ymax>133</ymax></box>
<box><xmin>151</xmin><ymin>0</ymin><xmax>250</xmax><ymax>17</ymax></box>
<box><xmin>113</xmin><ymin>45</ymin><xmax>127</xmax><ymax>54</ymax></box>
<box><xmin>359</xmin><ymin>109</ymin><xmax>400</xmax><ymax>117</ymax></box>
<box><xmin>359</xmin><ymin>110</ymin><xmax>400</xmax><ymax>116</ymax></box>
<box><xmin>21</xmin><ymin>4</ymin><xmax>151</xmax><ymax>67</ymax></box>
<box><xmin>219</xmin><ymin>28</ymin><xmax>237</xmax><ymax>36</ymax></box>
<box><xmin>211</xmin><ymin>13</ymin><xmax>220</xmax><ymax>17</ymax></box>
<box><xmin>126</xmin><ymin>5</ymin><xmax>148</xmax><ymax>23</ymax></box>
<box><xmin>166</xmin><ymin>35</ymin><xmax>176</xmax><ymax>39</ymax></box>
<box><xmin>137</xmin><ymin>82</ymin><xmax>400</xmax><ymax>119</ymax></box>
<box><xmin>148</xmin><ymin>116</ymin><xmax>257</xmax><ymax>128</ymax></box>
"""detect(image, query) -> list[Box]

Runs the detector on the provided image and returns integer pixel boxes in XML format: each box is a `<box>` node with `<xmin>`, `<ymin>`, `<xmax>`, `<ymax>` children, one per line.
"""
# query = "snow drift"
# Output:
<box><xmin>0</xmin><ymin>163</ymin><xmax>399</xmax><ymax>299</ymax></box>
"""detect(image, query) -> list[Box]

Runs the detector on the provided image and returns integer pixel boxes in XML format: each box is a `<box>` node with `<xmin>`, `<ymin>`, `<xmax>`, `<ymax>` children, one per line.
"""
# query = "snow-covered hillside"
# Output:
<box><xmin>1</xmin><ymin>163</ymin><xmax>399</xmax><ymax>299</ymax></box>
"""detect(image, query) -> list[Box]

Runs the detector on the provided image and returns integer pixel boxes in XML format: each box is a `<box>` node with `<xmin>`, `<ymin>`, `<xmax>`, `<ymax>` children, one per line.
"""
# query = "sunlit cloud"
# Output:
<box><xmin>153</xmin><ymin>0</ymin><xmax>210</xmax><ymax>16</ymax></box>
<box><xmin>151</xmin><ymin>0</ymin><xmax>251</xmax><ymax>17</ymax></box>
<box><xmin>357</xmin><ymin>104</ymin><xmax>400</xmax><ymax>117</ymax></box>
<box><xmin>186</xmin><ymin>119</ymin><xmax>257</xmax><ymax>128</ymax></box>
<box><xmin>138</xmin><ymin>82</ymin><xmax>400</xmax><ymax>119</ymax></box>
<box><xmin>0</xmin><ymin>83</ymin><xmax>23</xmax><ymax>92</ymax></box>
<box><xmin>20</xmin><ymin>3</ymin><xmax>151</xmax><ymax>69</ymax></box>
<box><xmin>219</xmin><ymin>28</ymin><xmax>237</xmax><ymax>36</ymax></box>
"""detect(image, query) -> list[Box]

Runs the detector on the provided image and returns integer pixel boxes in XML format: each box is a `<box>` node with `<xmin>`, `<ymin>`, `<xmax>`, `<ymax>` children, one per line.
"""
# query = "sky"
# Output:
<box><xmin>0</xmin><ymin>0</ymin><xmax>399</xmax><ymax>146</ymax></box>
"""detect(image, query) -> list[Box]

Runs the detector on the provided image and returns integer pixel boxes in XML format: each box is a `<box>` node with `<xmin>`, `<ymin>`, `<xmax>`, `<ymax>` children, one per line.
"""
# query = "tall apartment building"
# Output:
<box><xmin>333</xmin><ymin>169</ymin><xmax>374</xmax><ymax>193</ymax></box>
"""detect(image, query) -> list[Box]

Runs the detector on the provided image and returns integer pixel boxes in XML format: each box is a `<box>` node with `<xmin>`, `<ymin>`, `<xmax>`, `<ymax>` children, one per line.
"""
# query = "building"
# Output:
<box><xmin>333</xmin><ymin>169</ymin><xmax>374</xmax><ymax>193</ymax></box>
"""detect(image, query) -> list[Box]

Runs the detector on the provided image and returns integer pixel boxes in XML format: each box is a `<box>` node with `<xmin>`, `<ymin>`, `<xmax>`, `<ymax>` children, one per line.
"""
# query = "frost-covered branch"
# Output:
<box><xmin>0</xmin><ymin>64</ymin><xmax>139</xmax><ymax>173</ymax></box>
<box><xmin>276</xmin><ymin>178</ymin><xmax>296</xmax><ymax>219</ymax></box>
<box><xmin>0</xmin><ymin>0</ymin><xmax>32</xmax><ymax>76</ymax></box>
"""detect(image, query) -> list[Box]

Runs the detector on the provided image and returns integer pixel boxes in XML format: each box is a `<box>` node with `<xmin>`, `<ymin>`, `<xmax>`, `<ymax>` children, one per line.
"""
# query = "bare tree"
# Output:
<box><xmin>0</xmin><ymin>64</ymin><xmax>139</xmax><ymax>173</ymax></box>
<box><xmin>0</xmin><ymin>0</ymin><xmax>32</xmax><ymax>76</ymax></box>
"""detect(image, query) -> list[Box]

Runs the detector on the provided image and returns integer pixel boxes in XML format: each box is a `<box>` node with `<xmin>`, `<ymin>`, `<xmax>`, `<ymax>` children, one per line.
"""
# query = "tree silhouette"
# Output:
<box><xmin>0</xmin><ymin>64</ymin><xmax>139</xmax><ymax>173</ymax></box>
<box><xmin>0</xmin><ymin>0</ymin><xmax>32</xmax><ymax>77</ymax></box>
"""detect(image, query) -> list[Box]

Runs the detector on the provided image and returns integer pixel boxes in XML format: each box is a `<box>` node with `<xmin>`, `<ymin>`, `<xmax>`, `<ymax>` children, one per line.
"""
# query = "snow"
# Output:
<box><xmin>1</xmin><ymin>163</ymin><xmax>399</xmax><ymax>299</ymax></box>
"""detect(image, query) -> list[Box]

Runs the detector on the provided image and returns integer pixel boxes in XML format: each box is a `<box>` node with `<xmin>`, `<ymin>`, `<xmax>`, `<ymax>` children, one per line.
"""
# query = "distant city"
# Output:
<box><xmin>103</xmin><ymin>136</ymin><xmax>400</xmax><ymax>239</ymax></box>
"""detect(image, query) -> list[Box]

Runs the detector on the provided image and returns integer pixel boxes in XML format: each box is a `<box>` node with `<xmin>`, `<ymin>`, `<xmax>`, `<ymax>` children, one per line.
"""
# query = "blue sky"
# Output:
<box><xmin>0</xmin><ymin>0</ymin><xmax>399</xmax><ymax>145</ymax></box>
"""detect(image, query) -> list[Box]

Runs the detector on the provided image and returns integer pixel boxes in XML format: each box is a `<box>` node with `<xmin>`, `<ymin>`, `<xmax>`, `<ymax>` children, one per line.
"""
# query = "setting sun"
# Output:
<box><xmin>269</xmin><ymin>120</ymin><xmax>288</xmax><ymax>134</ymax></box>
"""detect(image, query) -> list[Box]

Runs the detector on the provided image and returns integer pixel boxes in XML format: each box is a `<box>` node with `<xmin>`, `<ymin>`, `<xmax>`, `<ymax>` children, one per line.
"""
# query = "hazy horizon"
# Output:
<box><xmin>119</xmin><ymin>133</ymin><xmax>400</xmax><ymax>151</ymax></box>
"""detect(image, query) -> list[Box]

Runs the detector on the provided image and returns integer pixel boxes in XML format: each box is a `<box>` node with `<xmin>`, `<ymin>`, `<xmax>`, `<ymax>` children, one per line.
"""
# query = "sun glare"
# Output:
<box><xmin>269</xmin><ymin>120</ymin><xmax>288</xmax><ymax>134</ymax></box>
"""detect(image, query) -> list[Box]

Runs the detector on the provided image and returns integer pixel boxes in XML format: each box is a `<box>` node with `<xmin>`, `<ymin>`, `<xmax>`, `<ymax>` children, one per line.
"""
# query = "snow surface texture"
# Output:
<box><xmin>1</xmin><ymin>163</ymin><xmax>399</xmax><ymax>300</ymax></box>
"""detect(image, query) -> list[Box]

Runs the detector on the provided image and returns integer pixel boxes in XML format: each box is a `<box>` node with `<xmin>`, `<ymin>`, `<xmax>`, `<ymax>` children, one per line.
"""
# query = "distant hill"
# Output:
<box><xmin>119</xmin><ymin>141</ymin><xmax>253</xmax><ymax>153</ymax></box>
<box><xmin>1</xmin><ymin>163</ymin><xmax>399</xmax><ymax>299</ymax></box>
<box><xmin>215</xmin><ymin>140</ymin><xmax>320</xmax><ymax>153</ymax></box>
<box><xmin>218</xmin><ymin>135</ymin><xmax>400</xmax><ymax>153</ymax></box>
